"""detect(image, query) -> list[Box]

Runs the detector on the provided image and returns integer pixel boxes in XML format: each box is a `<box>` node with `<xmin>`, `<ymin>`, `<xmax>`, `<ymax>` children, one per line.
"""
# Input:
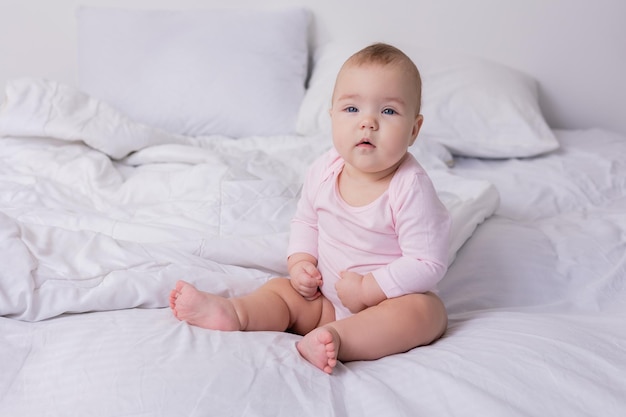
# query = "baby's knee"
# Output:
<box><xmin>393</xmin><ymin>293</ymin><xmax>448</xmax><ymax>342</ymax></box>
<box><xmin>414</xmin><ymin>292</ymin><xmax>448</xmax><ymax>340</ymax></box>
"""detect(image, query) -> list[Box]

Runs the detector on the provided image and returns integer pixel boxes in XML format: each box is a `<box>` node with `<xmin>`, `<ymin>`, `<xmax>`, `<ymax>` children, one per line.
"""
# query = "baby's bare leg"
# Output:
<box><xmin>330</xmin><ymin>292</ymin><xmax>447</xmax><ymax>362</ymax></box>
<box><xmin>170</xmin><ymin>278</ymin><xmax>329</xmax><ymax>334</ymax></box>
<box><xmin>170</xmin><ymin>280</ymin><xmax>241</xmax><ymax>330</ymax></box>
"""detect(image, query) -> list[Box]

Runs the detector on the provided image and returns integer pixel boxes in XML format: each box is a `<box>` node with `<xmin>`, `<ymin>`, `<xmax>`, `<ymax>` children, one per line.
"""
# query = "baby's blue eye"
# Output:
<box><xmin>345</xmin><ymin>106</ymin><xmax>358</xmax><ymax>113</ymax></box>
<box><xmin>382</xmin><ymin>108</ymin><xmax>396</xmax><ymax>115</ymax></box>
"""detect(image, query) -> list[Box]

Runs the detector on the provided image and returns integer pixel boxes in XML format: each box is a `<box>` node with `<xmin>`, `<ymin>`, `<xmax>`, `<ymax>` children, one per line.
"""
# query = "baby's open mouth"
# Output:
<box><xmin>357</xmin><ymin>139</ymin><xmax>374</xmax><ymax>147</ymax></box>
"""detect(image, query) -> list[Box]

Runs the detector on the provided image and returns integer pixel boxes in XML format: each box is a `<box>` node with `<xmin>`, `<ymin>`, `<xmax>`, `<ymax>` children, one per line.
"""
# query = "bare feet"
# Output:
<box><xmin>169</xmin><ymin>280</ymin><xmax>241</xmax><ymax>331</ymax></box>
<box><xmin>296</xmin><ymin>326</ymin><xmax>340</xmax><ymax>374</ymax></box>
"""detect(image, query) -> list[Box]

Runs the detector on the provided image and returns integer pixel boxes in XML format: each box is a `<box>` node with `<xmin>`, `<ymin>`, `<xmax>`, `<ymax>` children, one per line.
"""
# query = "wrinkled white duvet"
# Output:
<box><xmin>0</xmin><ymin>78</ymin><xmax>498</xmax><ymax>321</ymax></box>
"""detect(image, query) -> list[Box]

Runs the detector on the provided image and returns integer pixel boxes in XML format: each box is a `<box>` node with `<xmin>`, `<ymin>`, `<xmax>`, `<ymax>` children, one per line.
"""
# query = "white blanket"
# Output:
<box><xmin>0</xmin><ymin>78</ymin><xmax>499</xmax><ymax>321</ymax></box>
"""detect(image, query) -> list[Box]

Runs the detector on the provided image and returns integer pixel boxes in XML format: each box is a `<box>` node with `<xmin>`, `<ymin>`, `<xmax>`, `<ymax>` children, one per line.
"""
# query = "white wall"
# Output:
<box><xmin>1</xmin><ymin>0</ymin><xmax>625</xmax><ymax>134</ymax></box>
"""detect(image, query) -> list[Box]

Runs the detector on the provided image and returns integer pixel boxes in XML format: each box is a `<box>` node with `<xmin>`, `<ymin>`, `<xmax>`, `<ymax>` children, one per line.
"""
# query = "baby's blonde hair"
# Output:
<box><xmin>340</xmin><ymin>43</ymin><xmax>422</xmax><ymax>114</ymax></box>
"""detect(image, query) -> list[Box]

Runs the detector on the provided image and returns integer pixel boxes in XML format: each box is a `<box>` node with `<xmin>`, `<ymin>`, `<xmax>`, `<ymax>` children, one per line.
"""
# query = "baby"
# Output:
<box><xmin>170</xmin><ymin>43</ymin><xmax>451</xmax><ymax>374</ymax></box>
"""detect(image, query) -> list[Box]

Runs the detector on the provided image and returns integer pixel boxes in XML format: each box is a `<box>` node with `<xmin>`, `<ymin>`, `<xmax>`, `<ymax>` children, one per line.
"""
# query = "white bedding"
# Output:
<box><xmin>1</xmin><ymin>123</ymin><xmax>625</xmax><ymax>416</ymax></box>
<box><xmin>0</xmin><ymin>79</ymin><xmax>497</xmax><ymax>323</ymax></box>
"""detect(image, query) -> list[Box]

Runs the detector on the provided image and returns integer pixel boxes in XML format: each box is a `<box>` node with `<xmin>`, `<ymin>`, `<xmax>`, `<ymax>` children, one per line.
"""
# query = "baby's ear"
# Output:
<box><xmin>410</xmin><ymin>114</ymin><xmax>424</xmax><ymax>144</ymax></box>
<box><xmin>328</xmin><ymin>106</ymin><xmax>336</xmax><ymax>123</ymax></box>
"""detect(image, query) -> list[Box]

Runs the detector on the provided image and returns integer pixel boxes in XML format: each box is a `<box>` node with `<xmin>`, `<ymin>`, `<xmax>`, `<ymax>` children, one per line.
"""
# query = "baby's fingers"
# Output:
<box><xmin>292</xmin><ymin>278</ymin><xmax>320</xmax><ymax>299</ymax></box>
<box><xmin>302</xmin><ymin>263</ymin><xmax>322</xmax><ymax>279</ymax></box>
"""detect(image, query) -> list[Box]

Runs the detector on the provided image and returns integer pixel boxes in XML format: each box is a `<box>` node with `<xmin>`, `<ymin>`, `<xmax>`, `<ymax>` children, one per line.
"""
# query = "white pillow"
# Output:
<box><xmin>77</xmin><ymin>7</ymin><xmax>310</xmax><ymax>138</ymax></box>
<box><xmin>297</xmin><ymin>41</ymin><xmax>559</xmax><ymax>159</ymax></box>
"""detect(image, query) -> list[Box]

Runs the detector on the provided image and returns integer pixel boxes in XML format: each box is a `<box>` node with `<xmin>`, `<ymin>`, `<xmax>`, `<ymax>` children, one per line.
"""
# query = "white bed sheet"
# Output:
<box><xmin>1</xmin><ymin>103</ymin><xmax>625</xmax><ymax>415</ymax></box>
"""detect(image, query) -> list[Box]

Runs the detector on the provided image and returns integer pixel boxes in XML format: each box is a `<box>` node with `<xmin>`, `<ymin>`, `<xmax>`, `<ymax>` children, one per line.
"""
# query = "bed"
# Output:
<box><xmin>1</xmin><ymin>3</ymin><xmax>625</xmax><ymax>417</ymax></box>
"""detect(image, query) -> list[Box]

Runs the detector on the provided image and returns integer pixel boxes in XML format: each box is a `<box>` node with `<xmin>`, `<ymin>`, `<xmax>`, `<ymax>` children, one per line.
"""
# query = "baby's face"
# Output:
<box><xmin>330</xmin><ymin>63</ymin><xmax>422</xmax><ymax>178</ymax></box>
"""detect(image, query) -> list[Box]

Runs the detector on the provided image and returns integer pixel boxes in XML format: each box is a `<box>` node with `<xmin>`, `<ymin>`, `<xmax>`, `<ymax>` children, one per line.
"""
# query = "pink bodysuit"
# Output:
<box><xmin>288</xmin><ymin>148</ymin><xmax>451</xmax><ymax>320</ymax></box>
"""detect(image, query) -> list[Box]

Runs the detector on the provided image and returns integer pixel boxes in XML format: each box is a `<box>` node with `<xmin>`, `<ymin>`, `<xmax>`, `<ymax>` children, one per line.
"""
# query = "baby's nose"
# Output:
<box><xmin>360</xmin><ymin>115</ymin><xmax>378</xmax><ymax>129</ymax></box>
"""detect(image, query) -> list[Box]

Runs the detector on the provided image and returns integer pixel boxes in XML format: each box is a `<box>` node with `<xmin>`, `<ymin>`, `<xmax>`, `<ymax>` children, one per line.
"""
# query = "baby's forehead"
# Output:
<box><xmin>341</xmin><ymin>60</ymin><xmax>418</xmax><ymax>80</ymax></box>
<box><xmin>336</xmin><ymin>62</ymin><xmax>420</xmax><ymax>93</ymax></box>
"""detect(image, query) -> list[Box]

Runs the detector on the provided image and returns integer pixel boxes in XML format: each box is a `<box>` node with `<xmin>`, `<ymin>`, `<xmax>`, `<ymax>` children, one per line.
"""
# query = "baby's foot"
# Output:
<box><xmin>296</xmin><ymin>326</ymin><xmax>340</xmax><ymax>374</ymax></box>
<box><xmin>169</xmin><ymin>280</ymin><xmax>241</xmax><ymax>331</ymax></box>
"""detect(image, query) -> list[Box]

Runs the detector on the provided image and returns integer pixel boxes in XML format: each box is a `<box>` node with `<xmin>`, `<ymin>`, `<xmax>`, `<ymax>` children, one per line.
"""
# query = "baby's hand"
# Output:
<box><xmin>335</xmin><ymin>271</ymin><xmax>368</xmax><ymax>313</ymax></box>
<box><xmin>289</xmin><ymin>260</ymin><xmax>323</xmax><ymax>301</ymax></box>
